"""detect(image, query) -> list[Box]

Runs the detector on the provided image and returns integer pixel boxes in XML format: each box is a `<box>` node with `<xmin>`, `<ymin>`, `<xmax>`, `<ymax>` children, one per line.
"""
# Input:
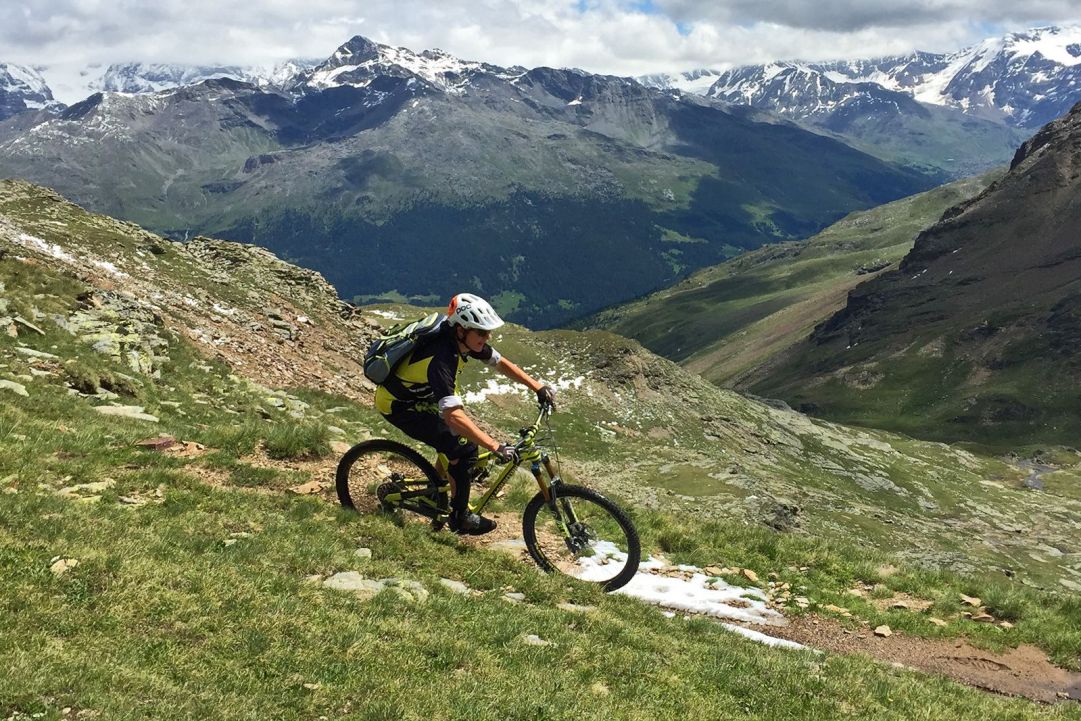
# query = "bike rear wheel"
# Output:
<box><xmin>522</xmin><ymin>484</ymin><xmax>641</xmax><ymax>592</ymax></box>
<box><xmin>335</xmin><ymin>439</ymin><xmax>447</xmax><ymax>517</ymax></box>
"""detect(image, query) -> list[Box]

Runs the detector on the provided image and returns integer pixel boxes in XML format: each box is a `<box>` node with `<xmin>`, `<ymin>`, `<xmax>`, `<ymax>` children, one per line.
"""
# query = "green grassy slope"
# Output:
<box><xmin>1</xmin><ymin>180</ymin><xmax>1079</xmax><ymax>717</ymax></box>
<box><xmin>748</xmin><ymin>103</ymin><xmax>1081</xmax><ymax>449</ymax></box>
<box><xmin>582</xmin><ymin>172</ymin><xmax>999</xmax><ymax>388</ymax></box>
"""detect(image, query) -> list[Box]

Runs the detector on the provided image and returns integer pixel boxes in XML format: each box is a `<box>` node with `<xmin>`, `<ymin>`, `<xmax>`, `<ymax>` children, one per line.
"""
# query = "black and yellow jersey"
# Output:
<box><xmin>374</xmin><ymin>321</ymin><xmax>501</xmax><ymax>416</ymax></box>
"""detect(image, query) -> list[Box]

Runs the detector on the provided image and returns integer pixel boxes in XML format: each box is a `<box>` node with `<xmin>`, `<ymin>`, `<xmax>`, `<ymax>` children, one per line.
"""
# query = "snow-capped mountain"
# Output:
<box><xmin>696</xmin><ymin>56</ymin><xmax>1026</xmax><ymax>179</ymax></box>
<box><xmin>86</xmin><ymin>59</ymin><xmax>321</xmax><ymax>95</ymax></box>
<box><xmin>705</xmin><ymin>62</ymin><xmax>924</xmax><ymax>122</ymax></box>
<box><xmin>90</xmin><ymin>63</ymin><xmax>251</xmax><ymax>94</ymax></box>
<box><xmin>293</xmin><ymin>35</ymin><xmax>523</xmax><ymax>95</ymax></box>
<box><xmin>0</xmin><ymin>63</ymin><xmax>64</xmax><ymax>121</ymax></box>
<box><xmin>638</xmin><ymin>69</ymin><xmax>723</xmax><ymax>95</ymax></box>
<box><xmin>70</xmin><ymin>38</ymin><xmax>523</xmax><ymax>101</ymax></box>
<box><xmin>705</xmin><ymin>25</ymin><xmax>1081</xmax><ymax>129</ymax></box>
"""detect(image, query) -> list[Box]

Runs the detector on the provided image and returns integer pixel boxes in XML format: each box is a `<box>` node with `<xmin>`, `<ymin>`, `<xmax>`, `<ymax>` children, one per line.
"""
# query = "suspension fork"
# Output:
<box><xmin>531</xmin><ymin>452</ymin><xmax>559</xmax><ymax>502</ymax></box>
<box><xmin>533</xmin><ymin>453</ymin><xmax>581</xmax><ymax>533</ymax></box>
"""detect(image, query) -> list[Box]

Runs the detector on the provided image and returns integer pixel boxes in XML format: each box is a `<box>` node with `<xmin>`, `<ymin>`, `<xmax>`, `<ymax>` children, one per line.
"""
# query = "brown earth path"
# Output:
<box><xmin>737</xmin><ymin>615</ymin><xmax>1081</xmax><ymax>704</ymax></box>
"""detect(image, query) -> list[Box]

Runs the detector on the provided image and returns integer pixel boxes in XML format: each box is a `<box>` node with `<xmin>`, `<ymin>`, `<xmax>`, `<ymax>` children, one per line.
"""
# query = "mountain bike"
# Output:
<box><xmin>335</xmin><ymin>404</ymin><xmax>641</xmax><ymax>592</ymax></box>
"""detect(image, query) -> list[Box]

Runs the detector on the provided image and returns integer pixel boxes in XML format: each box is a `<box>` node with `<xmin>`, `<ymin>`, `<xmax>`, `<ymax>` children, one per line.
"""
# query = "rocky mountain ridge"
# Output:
<box><xmin>87</xmin><ymin>59</ymin><xmax>321</xmax><ymax>95</ymax></box>
<box><xmin>676</xmin><ymin>25</ymin><xmax>1081</xmax><ymax>131</ymax></box>
<box><xmin>702</xmin><ymin>59</ymin><xmax>1029</xmax><ymax>177</ymax></box>
<box><xmin>0</xmin><ymin>62</ymin><xmax>64</xmax><ymax>122</ymax></box>
<box><xmin>0</xmin><ymin>36</ymin><xmax>931</xmax><ymax>329</ymax></box>
<box><xmin>640</xmin><ymin>26</ymin><xmax>1081</xmax><ymax>178</ymax></box>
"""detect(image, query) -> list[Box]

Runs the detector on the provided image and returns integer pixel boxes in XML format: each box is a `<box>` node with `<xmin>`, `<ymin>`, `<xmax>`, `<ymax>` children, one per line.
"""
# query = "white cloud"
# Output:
<box><xmin>1</xmin><ymin>1</ymin><xmax>1078</xmax><ymax>103</ymax></box>
<box><xmin>656</xmin><ymin>0</ymin><xmax>1081</xmax><ymax>32</ymax></box>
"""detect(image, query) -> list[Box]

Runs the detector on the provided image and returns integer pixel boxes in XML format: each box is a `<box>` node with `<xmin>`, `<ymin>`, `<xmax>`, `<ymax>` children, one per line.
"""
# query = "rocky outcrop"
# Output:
<box><xmin>0</xmin><ymin>179</ymin><xmax>380</xmax><ymax>401</ymax></box>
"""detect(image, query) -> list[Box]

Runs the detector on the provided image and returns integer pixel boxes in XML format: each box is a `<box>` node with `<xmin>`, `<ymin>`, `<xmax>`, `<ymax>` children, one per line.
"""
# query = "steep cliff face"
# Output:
<box><xmin>751</xmin><ymin>101</ymin><xmax>1081</xmax><ymax>445</ymax></box>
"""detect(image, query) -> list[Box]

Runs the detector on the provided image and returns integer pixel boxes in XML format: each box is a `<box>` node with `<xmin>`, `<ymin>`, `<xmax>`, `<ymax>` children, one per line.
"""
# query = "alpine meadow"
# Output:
<box><xmin>2</xmin><ymin>13</ymin><xmax>1081</xmax><ymax>720</ymax></box>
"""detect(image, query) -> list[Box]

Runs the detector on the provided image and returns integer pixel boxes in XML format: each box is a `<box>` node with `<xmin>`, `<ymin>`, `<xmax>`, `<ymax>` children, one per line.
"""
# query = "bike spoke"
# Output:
<box><xmin>336</xmin><ymin>441</ymin><xmax>447</xmax><ymax>521</ymax></box>
<box><xmin>525</xmin><ymin>487</ymin><xmax>640</xmax><ymax>590</ymax></box>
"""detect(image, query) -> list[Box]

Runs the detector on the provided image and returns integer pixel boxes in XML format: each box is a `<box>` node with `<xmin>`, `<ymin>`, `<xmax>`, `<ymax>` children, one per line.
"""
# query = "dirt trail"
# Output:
<box><xmin>457</xmin><ymin>500</ymin><xmax>1081</xmax><ymax>705</ymax></box>
<box><xmin>765</xmin><ymin>615</ymin><xmax>1081</xmax><ymax>704</ymax></box>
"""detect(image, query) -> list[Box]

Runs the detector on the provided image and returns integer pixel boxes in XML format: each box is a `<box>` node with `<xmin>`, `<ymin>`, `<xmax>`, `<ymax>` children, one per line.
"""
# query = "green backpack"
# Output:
<box><xmin>363</xmin><ymin>312</ymin><xmax>446</xmax><ymax>384</ymax></box>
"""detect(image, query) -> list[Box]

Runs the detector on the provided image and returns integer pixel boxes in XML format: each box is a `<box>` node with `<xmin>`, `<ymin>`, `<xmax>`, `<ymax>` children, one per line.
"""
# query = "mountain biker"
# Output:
<box><xmin>374</xmin><ymin>293</ymin><xmax>557</xmax><ymax>535</ymax></box>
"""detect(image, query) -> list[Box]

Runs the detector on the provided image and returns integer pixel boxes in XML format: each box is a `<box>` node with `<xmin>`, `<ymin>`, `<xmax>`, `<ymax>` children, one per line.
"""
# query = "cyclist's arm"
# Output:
<box><xmin>494</xmin><ymin>356</ymin><xmax>542</xmax><ymax>393</ymax></box>
<box><xmin>443</xmin><ymin>407</ymin><xmax>500</xmax><ymax>453</ymax></box>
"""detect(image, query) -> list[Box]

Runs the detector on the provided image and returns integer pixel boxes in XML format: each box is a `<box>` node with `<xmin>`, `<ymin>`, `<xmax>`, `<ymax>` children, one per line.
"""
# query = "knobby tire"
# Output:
<box><xmin>335</xmin><ymin>439</ymin><xmax>444</xmax><ymax>511</ymax></box>
<box><xmin>522</xmin><ymin>484</ymin><xmax>640</xmax><ymax>592</ymax></box>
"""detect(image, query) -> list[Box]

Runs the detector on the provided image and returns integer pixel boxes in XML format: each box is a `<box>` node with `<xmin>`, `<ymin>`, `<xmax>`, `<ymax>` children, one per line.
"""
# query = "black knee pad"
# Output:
<box><xmin>448</xmin><ymin>442</ymin><xmax>478</xmax><ymax>484</ymax></box>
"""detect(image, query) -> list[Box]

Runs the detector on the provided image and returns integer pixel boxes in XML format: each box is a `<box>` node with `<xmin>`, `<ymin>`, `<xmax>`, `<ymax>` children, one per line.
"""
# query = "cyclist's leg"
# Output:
<box><xmin>384</xmin><ymin>409</ymin><xmax>478</xmax><ymax>513</ymax></box>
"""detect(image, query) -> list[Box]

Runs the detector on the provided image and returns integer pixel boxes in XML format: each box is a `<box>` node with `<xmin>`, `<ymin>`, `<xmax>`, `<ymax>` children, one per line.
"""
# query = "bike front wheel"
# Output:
<box><xmin>335</xmin><ymin>439</ymin><xmax>447</xmax><ymax>516</ymax></box>
<box><xmin>522</xmin><ymin>484</ymin><xmax>641</xmax><ymax>592</ymax></box>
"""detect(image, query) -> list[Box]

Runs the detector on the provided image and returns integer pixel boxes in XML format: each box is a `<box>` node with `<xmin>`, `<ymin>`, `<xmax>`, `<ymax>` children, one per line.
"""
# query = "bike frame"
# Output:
<box><xmin>442</xmin><ymin>404</ymin><xmax>562</xmax><ymax>520</ymax></box>
<box><xmin>381</xmin><ymin>405</ymin><xmax>562</xmax><ymax>524</ymax></box>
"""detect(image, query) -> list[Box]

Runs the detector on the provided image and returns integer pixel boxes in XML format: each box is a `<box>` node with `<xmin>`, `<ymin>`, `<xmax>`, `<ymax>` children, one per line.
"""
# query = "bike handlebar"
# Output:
<box><xmin>510</xmin><ymin>403</ymin><xmax>554</xmax><ymax>453</ymax></box>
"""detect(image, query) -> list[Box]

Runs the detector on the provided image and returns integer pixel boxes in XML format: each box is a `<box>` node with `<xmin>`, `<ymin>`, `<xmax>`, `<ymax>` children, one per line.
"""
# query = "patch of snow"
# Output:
<box><xmin>464</xmin><ymin>379</ymin><xmax>523</xmax><ymax>404</ymax></box>
<box><xmin>1009</xmin><ymin>26</ymin><xmax>1081</xmax><ymax>67</ymax></box>
<box><xmin>761</xmin><ymin>63</ymin><xmax>787</xmax><ymax>82</ymax></box>
<box><xmin>638</xmin><ymin>70</ymin><xmax>721</xmax><ymax>95</ymax></box>
<box><xmin>720</xmin><ymin>623</ymin><xmax>808</xmax><ymax>651</ymax></box>
<box><xmin>553</xmin><ymin>375</ymin><xmax>585</xmax><ymax>391</ymax></box>
<box><xmin>675</xmin><ymin>72</ymin><xmax>722</xmax><ymax>95</ymax></box>
<box><xmin>15</xmin><ymin>233</ymin><xmax>76</xmax><ymax>263</ymax></box>
<box><xmin>574</xmin><ymin>542</ymin><xmax>786</xmax><ymax>627</ymax></box>
<box><xmin>92</xmin><ymin>259</ymin><xmax>128</xmax><ymax>278</ymax></box>
<box><xmin>368</xmin><ymin>309</ymin><xmax>403</xmax><ymax>321</ymax></box>
<box><xmin>212</xmin><ymin>303</ymin><xmax>236</xmax><ymax>317</ymax></box>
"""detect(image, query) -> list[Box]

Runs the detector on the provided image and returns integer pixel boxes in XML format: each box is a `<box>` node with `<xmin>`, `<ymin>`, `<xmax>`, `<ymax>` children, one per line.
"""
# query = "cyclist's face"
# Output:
<box><xmin>465</xmin><ymin>328</ymin><xmax>490</xmax><ymax>352</ymax></box>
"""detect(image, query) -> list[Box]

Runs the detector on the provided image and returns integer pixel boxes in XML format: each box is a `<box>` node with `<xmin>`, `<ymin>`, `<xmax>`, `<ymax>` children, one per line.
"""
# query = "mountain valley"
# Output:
<box><xmin>1</xmin><ymin>177</ymin><xmax>1080</xmax><ymax>716</ymax></box>
<box><xmin>0</xmin><ymin>36</ymin><xmax>943</xmax><ymax>327</ymax></box>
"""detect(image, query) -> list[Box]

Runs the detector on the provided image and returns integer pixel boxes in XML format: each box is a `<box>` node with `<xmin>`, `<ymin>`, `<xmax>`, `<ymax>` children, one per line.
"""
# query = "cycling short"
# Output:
<box><xmin>383</xmin><ymin>409</ymin><xmax>478</xmax><ymax>464</ymax></box>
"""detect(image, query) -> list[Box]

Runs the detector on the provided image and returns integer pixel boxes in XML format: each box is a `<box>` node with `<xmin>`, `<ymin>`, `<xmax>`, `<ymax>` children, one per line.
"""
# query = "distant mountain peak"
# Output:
<box><xmin>637</xmin><ymin>68</ymin><xmax>722</xmax><ymax>95</ymax></box>
<box><xmin>80</xmin><ymin>59</ymin><xmax>321</xmax><ymax>98</ymax></box>
<box><xmin>698</xmin><ymin>24</ymin><xmax>1081</xmax><ymax>129</ymax></box>
<box><xmin>0</xmin><ymin>62</ymin><xmax>64</xmax><ymax>121</ymax></box>
<box><xmin>302</xmin><ymin>35</ymin><xmax>511</xmax><ymax>95</ymax></box>
<box><xmin>333</xmin><ymin>35</ymin><xmax>384</xmax><ymax>63</ymax></box>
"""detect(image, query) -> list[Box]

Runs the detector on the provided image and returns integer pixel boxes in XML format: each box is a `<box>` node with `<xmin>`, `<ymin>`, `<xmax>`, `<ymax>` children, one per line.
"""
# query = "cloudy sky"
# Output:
<box><xmin>3</xmin><ymin>0</ymin><xmax>1080</xmax><ymax>102</ymax></box>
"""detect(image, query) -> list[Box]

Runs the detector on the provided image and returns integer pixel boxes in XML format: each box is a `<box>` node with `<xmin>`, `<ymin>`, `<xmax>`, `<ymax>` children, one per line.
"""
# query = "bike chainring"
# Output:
<box><xmin>376</xmin><ymin>481</ymin><xmax>403</xmax><ymax>510</ymax></box>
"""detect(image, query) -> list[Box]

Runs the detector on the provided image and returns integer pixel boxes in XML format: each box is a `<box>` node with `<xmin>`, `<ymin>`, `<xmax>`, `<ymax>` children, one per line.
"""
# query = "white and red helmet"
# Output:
<box><xmin>447</xmin><ymin>293</ymin><xmax>504</xmax><ymax>331</ymax></box>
